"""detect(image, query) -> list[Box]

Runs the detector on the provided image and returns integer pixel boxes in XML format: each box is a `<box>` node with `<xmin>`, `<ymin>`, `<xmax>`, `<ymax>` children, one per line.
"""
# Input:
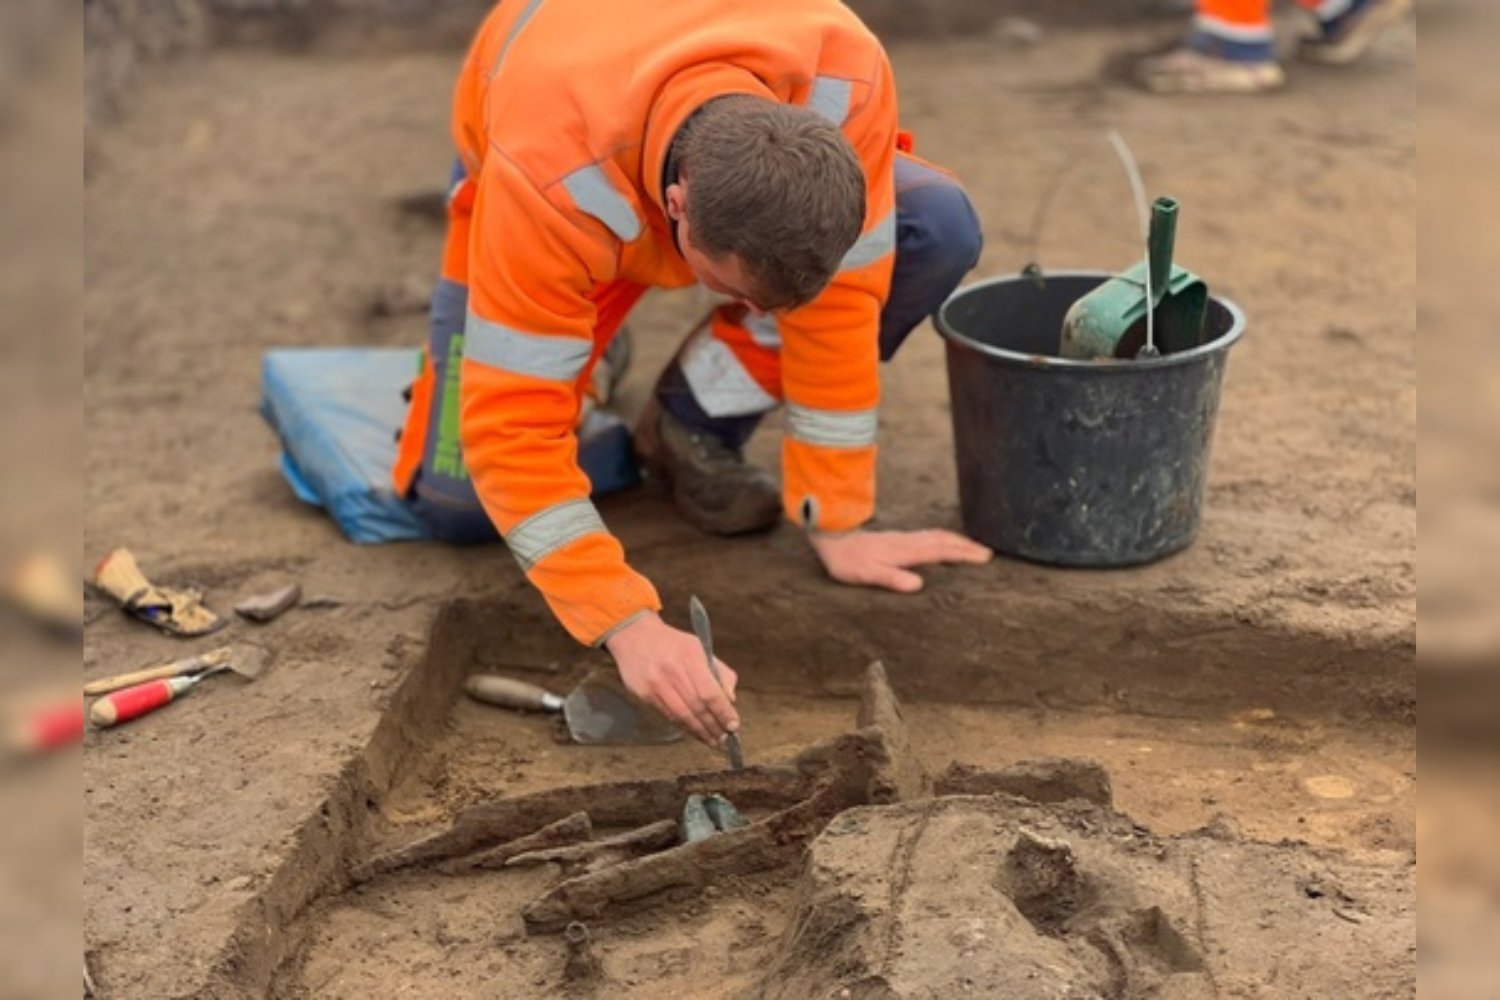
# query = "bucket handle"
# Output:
<box><xmin>1106</xmin><ymin>131</ymin><xmax>1158</xmax><ymax>357</ymax></box>
<box><xmin>1021</xmin><ymin>129</ymin><xmax>1158</xmax><ymax>331</ymax></box>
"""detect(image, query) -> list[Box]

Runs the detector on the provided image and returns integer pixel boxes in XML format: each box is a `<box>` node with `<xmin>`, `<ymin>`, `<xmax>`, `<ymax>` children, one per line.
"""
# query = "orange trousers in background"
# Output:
<box><xmin>1194</xmin><ymin>0</ymin><xmax>1350</xmax><ymax>42</ymax></box>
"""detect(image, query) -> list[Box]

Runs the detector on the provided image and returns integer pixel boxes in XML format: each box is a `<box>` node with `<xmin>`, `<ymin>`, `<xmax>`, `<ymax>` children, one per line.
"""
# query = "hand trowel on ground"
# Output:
<box><xmin>464</xmin><ymin>667</ymin><xmax>683</xmax><ymax>745</ymax></box>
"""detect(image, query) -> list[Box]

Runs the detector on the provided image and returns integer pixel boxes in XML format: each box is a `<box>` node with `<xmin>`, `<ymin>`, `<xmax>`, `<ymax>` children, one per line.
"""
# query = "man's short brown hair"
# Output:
<box><xmin>679</xmin><ymin>95</ymin><xmax>866</xmax><ymax>310</ymax></box>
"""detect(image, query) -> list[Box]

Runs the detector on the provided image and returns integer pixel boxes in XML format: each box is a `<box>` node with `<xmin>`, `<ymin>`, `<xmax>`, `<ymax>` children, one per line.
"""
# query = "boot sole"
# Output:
<box><xmin>1300</xmin><ymin>0</ymin><xmax>1413</xmax><ymax>66</ymax></box>
<box><xmin>1139</xmin><ymin>62</ymin><xmax>1286</xmax><ymax>94</ymax></box>
<box><xmin>671</xmin><ymin>482</ymin><xmax>782</xmax><ymax>537</ymax></box>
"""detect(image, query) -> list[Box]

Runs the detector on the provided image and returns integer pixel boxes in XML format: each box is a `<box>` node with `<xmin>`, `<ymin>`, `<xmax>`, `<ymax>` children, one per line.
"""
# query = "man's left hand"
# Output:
<box><xmin>808</xmin><ymin>528</ymin><xmax>993</xmax><ymax>593</ymax></box>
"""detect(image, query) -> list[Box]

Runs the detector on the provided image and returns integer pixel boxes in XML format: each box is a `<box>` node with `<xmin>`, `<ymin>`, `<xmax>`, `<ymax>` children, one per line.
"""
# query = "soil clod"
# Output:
<box><xmin>761</xmin><ymin>795</ymin><xmax>1410</xmax><ymax>998</ymax></box>
<box><xmin>1004</xmin><ymin>827</ymin><xmax>1086</xmax><ymax>931</ymax></box>
<box><xmin>856</xmin><ymin>660</ymin><xmax>927</xmax><ymax>801</ymax></box>
<box><xmin>935</xmin><ymin>756</ymin><xmax>1114</xmax><ymax>806</ymax></box>
<box><xmin>234</xmin><ymin>582</ymin><xmax>302</xmax><ymax>623</ymax></box>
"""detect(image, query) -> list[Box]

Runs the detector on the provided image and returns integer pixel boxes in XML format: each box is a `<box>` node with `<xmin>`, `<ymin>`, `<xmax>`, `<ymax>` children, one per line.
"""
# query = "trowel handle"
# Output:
<box><xmin>82</xmin><ymin>647</ymin><xmax>232</xmax><ymax>696</ymax></box>
<box><xmin>89</xmin><ymin>675</ymin><xmax>200</xmax><ymax>728</ymax></box>
<box><xmin>464</xmin><ymin>675</ymin><xmax>564</xmax><ymax>713</ymax></box>
<box><xmin>1147</xmin><ymin>197</ymin><xmax>1179</xmax><ymax>303</ymax></box>
<box><xmin>83</xmin><ymin>662</ymin><xmax>186</xmax><ymax>696</ymax></box>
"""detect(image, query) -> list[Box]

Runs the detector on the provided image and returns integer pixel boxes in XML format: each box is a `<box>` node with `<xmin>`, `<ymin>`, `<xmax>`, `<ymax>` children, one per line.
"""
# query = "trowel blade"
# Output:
<box><xmin>228</xmin><ymin>642</ymin><xmax>273</xmax><ymax>681</ymax></box>
<box><xmin>562</xmin><ymin>667</ymin><xmax>684</xmax><ymax>745</ymax></box>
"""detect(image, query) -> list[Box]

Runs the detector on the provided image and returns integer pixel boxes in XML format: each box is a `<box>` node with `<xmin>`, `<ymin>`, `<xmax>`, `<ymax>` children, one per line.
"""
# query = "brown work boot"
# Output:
<box><xmin>634</xmin><ymin>400</ymin><xmax>781</xmax><ymax>536</ymax></box>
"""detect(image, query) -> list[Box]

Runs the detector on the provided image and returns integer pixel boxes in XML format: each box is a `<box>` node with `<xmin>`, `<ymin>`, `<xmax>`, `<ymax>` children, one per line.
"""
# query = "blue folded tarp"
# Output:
<box><xmin>261</xmin><ymin>348</ymin><xmax>433</xmax><ymax>544</ymax></box>
<box><xmin>261</xmin><ymin>347</ymin><xmax>641</xmax><ymax>545</ymax></box>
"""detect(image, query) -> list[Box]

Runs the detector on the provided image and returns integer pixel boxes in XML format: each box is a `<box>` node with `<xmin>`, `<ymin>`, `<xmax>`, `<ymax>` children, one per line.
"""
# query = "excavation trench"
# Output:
<box><xmin>186</xmin><ymin>595</ymin><xmax>1414</xmax><ymax>998</ymax></box>
<box><xmin>80</xmin><ymin>2</ymin><xmax>1418</xmax><ymax>993</ymax></box>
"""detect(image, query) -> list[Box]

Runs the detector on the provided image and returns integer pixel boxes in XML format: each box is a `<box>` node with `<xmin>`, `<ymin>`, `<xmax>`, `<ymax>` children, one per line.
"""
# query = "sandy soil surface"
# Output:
<box><xmin>270</xmin><ymin>673</ymin><xmax>1411</xmax><ymax>998</ymax></box>
<box><xmin>83</xmin><ymin>17</ymin><xmax>1414</xmax><ymax>999</ymax></box>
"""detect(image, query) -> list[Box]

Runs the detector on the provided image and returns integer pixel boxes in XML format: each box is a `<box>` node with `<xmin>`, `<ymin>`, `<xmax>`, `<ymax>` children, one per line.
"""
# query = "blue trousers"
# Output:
<box><xmin>412</xmin><ymin>153</ymin><xmax>982</xmax><ymax>542</ymax></box>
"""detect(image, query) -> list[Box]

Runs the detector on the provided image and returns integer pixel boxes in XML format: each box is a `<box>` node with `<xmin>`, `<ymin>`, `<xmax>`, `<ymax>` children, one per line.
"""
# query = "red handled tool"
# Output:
<box><xmin>88</xmin><ymin>644</ymin><xmax>270</xmax><ymax>728</ymax></box>
<box><xmin>11</xmin><ymin>697</ymin><xmax>85</xmax><ymax>753</ymax></box>
<box><xmin>90</xmin><ymin>673</ymin><xmax>213</xmax><ymax>728</ymax></box>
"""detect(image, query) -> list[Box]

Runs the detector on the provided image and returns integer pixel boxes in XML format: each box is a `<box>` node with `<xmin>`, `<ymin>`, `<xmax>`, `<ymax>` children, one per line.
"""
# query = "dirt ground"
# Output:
<box><xmin>83</xmin><ymin>13</ymin><xmax>1415</xmax><ymax>999</ymax></box>
<box><xmin>267</xmin><ymin>687</ymin><xmax>1413</xmax><ymax>999</ymax></box>
<box><xmin>260</xmin><ymin>689</ymin><xmax>1412</xmax><ymax>998</ymax></box>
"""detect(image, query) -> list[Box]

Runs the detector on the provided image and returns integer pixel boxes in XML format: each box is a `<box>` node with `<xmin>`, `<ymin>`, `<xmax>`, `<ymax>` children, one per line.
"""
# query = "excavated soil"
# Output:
<box><xmin>83</xmin><ymin>14</ymin><xmax>1414</xmax><ymax>1000</ymax></box>
<box><xmin>264</xmin><ymin>660</ymin><xmax>1412</xmax><ymax>999</ymax></box>
<box><xmin>767</xmin><ymin>796</ymin><xmax>1413</xmax><ymax>998</ymax></box>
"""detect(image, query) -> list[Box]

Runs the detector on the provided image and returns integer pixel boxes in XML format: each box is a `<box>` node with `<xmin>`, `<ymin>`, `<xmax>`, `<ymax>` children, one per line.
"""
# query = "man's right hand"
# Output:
<box><xmin>604</xmin><ymin>611</ymin><xmax>740</xmax><ymax>747</ymax></box>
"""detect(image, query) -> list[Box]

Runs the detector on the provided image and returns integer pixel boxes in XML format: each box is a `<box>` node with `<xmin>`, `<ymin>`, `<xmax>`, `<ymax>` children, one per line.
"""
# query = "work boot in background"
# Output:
<box><xmin>1137</xmin><ymin>42</ymin><xmax>1286</xmax><ymax>94</ymax></box>
<box><xmin>1299</xmin><ymin>0</ymin><xmax>1414</xmax><ymax>65</ymax></box>
<box><xmin>634</xmin><ymin>399</ymin><xmax>781</xmax><ymax>536</ymax></box>
<box><xmin>1139</xmin><ymin>0</ymin><xmax>1413</xmax><ymax>94</ymax></box>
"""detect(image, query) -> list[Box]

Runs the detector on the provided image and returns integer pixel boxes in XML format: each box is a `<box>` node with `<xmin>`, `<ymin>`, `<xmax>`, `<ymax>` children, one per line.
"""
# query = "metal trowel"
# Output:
<box><xmin>689</xmin><ymin>595</ymin><xmax>744</xmax><ymax>770</ymax></box>
<box><xmin>464</xmin><ymin>667</ymin><xmax>683</xmax><ymax>745</ymax></box>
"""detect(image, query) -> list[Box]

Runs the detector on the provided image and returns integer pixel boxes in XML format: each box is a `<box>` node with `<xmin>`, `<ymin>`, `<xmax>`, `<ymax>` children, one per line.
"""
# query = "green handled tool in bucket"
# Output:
<box><xmin>1059</xmin><ymin>134</ymin><xmax>1210</xmax><ymax>361</ymax></box>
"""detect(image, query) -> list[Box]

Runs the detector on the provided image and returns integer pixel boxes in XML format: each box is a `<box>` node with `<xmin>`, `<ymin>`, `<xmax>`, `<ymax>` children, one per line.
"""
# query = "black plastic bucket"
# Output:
<box><xmin>935</xmin><ymin>272</ymin><xmax>1245</xmax><ymax>567</ymax></box>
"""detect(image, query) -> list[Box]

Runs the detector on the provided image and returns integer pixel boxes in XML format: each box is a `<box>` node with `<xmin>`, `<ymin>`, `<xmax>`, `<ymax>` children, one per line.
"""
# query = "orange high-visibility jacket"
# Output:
<box><xmin>404</xmin><ymin>0</ymin><xmax>898</xmax><ymax>645</ymax></box>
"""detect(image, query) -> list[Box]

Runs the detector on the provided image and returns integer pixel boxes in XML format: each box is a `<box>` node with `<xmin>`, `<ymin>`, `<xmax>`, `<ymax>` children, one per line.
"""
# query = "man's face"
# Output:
<box><xmin>666</xmin><ymin>180</ymin><xmax>770</xmax><ymax>312</ymax></box>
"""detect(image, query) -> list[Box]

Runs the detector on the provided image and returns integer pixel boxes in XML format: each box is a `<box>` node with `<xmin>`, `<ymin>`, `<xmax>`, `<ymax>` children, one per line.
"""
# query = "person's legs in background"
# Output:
<box><xmin>1138</xmin><ymin>0</ymin><xmax>1413</xmax><ymax>94</ymax></box>
<box><xmin>1138</xmin><ymin>0</ymin><xmax>1286</xmax><ymax>94</ymax></box>
<box><xmin>1299</xmin><ymin>0</ymin><xmax>1415</xmax><ymax>65</ymax></box>
<box><xmin>642</xmin><ymin>152</ymin><xmax>982</xmax><ymax>535</ymax></box>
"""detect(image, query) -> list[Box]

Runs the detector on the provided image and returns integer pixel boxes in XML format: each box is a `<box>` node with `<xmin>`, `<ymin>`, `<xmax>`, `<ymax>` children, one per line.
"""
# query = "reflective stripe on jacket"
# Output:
<box><xmin>411</xmin><ymin>0</ymin><xmax>898</xmax><ymax>644</ymax></box>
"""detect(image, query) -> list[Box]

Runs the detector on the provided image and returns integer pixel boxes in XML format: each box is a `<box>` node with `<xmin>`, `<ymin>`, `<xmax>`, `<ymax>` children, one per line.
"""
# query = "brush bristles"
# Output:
<box><xmin>93</xmin><ymin>548</ymin><xmax>152</xmax><ymax>604</ymax></box>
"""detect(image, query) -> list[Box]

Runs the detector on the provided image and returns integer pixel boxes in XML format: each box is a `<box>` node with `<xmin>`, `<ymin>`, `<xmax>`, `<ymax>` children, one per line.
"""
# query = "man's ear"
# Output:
<box><xmin>665</xmin><ymin>180</ymin><xmax>687</xmax><ymax>222</ymax></box>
